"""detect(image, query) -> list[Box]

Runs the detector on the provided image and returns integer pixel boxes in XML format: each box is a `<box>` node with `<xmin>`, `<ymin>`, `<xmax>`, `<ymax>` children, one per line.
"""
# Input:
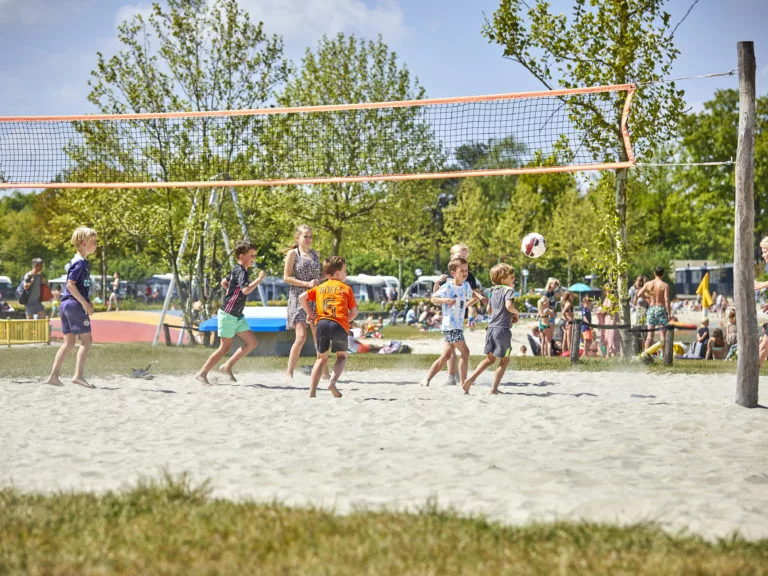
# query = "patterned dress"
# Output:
<box><xmin>286</xmin><ymin>248</ymin><xmax>321</xmax><ymax>329</ymax></box>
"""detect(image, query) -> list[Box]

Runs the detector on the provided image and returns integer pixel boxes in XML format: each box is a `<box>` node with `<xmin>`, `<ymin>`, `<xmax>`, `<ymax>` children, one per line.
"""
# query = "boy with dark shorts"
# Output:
<box><xmin>419</xmin><ymin>257</ymin><xmax>479</xmax><ymax>389</ymax></box>
<box><xmin>44</xmin><ymin>227</ymin><xmax>98</xmax><ymax>388</ymax></box>
<box><xmin>300</xmin><ymin>256</ymin><xmax>358</xmax><ymax>398</ymax></box>
<box><xmin>463</xmin><ymin>263</ymin><xmax>519</xmax><ymax>395</ymax></box>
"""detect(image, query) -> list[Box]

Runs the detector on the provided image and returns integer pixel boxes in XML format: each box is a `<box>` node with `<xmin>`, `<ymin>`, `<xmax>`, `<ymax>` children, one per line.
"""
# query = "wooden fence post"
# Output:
<box><xmin>570</xmin><ymin>319</ymin><xmax>581</xmax><ymax>366</ymax></box>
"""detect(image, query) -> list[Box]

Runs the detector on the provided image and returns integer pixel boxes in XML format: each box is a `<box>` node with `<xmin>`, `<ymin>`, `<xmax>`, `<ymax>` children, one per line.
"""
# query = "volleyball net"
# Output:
<box><xmin>0</xmin><ymin>84</ymin><xmax>636</xmax><ymax>189</ymax></box>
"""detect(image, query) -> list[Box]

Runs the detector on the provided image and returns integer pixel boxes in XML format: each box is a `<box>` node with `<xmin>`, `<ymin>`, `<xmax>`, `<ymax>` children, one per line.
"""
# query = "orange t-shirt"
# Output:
<box><xmin>306</xmin><ymin>279</ymin><xmax>357</xmax><ymax>332</ymax></box>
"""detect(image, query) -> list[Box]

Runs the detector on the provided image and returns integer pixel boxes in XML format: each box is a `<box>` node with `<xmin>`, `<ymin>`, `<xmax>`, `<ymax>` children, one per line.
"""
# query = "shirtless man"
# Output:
<box><xmin>635</xmin><ymin>266</ymin><xmax>671</xmax><ymax>349</ymax></box>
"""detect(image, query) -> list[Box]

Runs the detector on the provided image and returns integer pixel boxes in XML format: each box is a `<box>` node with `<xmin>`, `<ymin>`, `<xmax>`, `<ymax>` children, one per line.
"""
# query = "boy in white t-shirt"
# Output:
<box><xmin>419</xmin><ymin>257</ymin><xmax>479</xmax><ymax>388</ymax></box>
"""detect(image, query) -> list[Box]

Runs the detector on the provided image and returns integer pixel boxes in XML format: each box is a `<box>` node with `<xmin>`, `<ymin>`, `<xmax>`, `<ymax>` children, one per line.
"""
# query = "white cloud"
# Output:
<box><xmin>113</xmin><ymin>3</ymin><xmax>154</xmax><ymax>28</ymax></box>
<box><xmin>236</xmin><ymin>0</ymin><xmax>406</xmax><ymax>48</ymax></box>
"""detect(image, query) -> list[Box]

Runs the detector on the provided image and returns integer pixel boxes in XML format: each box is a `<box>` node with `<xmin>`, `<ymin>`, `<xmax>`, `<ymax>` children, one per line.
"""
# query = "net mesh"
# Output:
<box><xmin>0</xmin><ymin>85</ymin><xmax>635</xmax><ymax>189</ymax></box>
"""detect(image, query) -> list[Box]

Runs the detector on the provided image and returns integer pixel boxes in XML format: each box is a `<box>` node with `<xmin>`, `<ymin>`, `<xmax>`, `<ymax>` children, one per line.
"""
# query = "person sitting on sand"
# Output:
<box><xmin>705</xmin><ymin>328</ymin><xmax>727</xmax><ymax>360</ymax></box>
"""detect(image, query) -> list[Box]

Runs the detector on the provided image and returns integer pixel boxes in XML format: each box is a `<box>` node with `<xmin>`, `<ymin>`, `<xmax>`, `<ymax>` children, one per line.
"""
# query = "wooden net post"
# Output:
<box><xmin>735</xmin><ymin>41</ymin><xmax>759</xmax><ymax>408</ymax></box>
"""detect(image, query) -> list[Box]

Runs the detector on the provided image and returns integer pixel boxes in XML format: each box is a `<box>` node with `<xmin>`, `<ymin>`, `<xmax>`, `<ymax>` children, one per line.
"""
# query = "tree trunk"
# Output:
<box><xmin>331</xmin><ymin>231</ymin><xmax>342</xmax><ymax>256</ymax></box>
<box><xmin>100</xmin><ymin>246</ymin><xmax>107</xmax><ymax>304</ymax></box>
<box><xmin>615</xmin><ymin>165</ymin><xmax>631</xmax><ymax>356</ymax></box>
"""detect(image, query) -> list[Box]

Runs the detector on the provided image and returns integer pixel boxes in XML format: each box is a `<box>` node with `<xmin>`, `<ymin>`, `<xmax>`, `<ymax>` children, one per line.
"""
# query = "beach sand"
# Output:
<box><xmin>1</xmin><ymin>365</ymin><xmax>766</xmax><ymax>541</ymax></box>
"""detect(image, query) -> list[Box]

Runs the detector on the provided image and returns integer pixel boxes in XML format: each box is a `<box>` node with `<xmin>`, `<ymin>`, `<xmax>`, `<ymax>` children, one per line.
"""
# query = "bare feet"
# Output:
<box><xmin>195</xmin><ymin>373</ymin><xmax>212</xmax><ymax>386</ymax></box>
<box><xmin>44</xmin><ymin>376</ymin><xmax>64</xmax><ymax>387</ymax></box>
<box><xmin>308</xmin><ymin>391</ymin><xmax>317</xmax><ymax>398</ymax></box>
<box><xmin>489</xmin><ymin>389</ymin><xmax>501</xmax><ymax>395</ymax></box>
<box><xmin>328</xmin><ymin>377</ymin><xmax>342</xmax><ymax>398</ymax></box>
<box><xmin>321</xmin><ymin>371</ymin><xmax>331</xmax><ymax>381</ymax></box>
<box><xmin>462</xmin><ymin>379</ymin><xmax>473</xmax><ymax>394</ymax></box>
<box><xmin>419</xmin><ymin>379</ymin><xmax>430</xmax><ymax>387</ymax></box>
<box><xmin>72</xmin><ymin>378</ymin><xmax>95</xmax><ymax>388</ymax></box>
<box><xmin>219</xmin><ymin>365</ymin><xmax>237</xmax><ymax>382</ymax></box>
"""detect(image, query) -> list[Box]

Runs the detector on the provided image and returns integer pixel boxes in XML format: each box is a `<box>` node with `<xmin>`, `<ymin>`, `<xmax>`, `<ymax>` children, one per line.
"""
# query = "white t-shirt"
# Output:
<box><xmin>434</xmin><ymin>281</ymin><xmax>473</xmax><ymax>331</ymax></box>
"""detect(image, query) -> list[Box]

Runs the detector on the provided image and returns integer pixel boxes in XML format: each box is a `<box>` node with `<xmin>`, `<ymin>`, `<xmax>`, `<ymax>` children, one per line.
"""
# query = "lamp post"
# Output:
<box><xmin>429</xmin><ymin>192</ymin><xmax>455</xmax><ymax>273</ymax></box>
<box><xmin>522</xmin><ymin>268</ymin><xmax>529</xmax><ymax>294</ymax></box>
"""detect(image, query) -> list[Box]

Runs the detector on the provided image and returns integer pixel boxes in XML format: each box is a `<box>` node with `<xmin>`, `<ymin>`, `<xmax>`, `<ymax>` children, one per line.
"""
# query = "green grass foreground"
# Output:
<box><xmin>0</xmin><ymin>342</ymin><xmax>751</xmax><ymax>379</ymax></box>
<box><xmin>1</xmin><ymin>475</ymin><xmax>766</xmax><ymax>575</ymax></box>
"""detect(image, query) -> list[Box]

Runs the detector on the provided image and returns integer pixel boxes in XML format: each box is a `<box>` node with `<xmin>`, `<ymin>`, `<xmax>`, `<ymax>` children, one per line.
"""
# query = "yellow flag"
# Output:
<box><xmin>696</xmin><ymin>272</ymin><xmax>713</xmax><ymax>309</ymax></box>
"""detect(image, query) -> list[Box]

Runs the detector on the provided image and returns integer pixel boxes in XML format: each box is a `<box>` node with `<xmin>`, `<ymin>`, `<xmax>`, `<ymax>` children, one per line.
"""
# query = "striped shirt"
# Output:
<box><xmin>221</xmin><ymin>264</ymin><xmax>249</xmax><ymax>318</ymax></box>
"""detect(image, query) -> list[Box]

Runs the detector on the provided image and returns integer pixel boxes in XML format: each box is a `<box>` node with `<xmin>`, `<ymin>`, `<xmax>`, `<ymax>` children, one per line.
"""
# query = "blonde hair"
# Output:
<box><xmin>490</xmin><ymin>263</ymin><xmax>514</xmax><ymax>285</ymax></box>
<box><xmin>450</xmin><ymin>243</ymin><xmax>469</xmax><ymax>257</ymax></box>
<box><xmin>71</xmin><ymin>227</ymin><xmax>97</xmax><ymax>247</ymax></box>
<box><xmin>545</xmin><ymin>277</ymin><xmax>559</xmax><ymax>291</ymax></box>
<box><xmin>760</xmin><ymin>236</ymin><xmax>768</xmax><ymax>249</ymax></box>
<box><xmin>538</xmin><ymin>296</ymin><xmax>549</xmax><ymax>308</ymax></box>
<box><xmin>283</xmin><ymin>224</ymin><xmax>312</xmax><ymax>253</ymax></box>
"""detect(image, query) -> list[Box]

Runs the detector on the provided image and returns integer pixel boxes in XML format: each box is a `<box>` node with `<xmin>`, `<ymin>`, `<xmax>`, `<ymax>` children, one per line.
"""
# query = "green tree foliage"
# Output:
<box><xmin>273</xmin><ymin>33</ymin><xmax>443</xmax><ymax>255</ymax></box>
<box><xmin>42</xmin><ymin>0</ymin><xmax>289</xmax><ymax>321</ymax></box>
<box><xmin>0</xmin><ymin>192</ymin><xmax>69</xmax><ymax>283</ymax></box>
<box><xmin>484</xmin><ymin>0</ymin><xmax>685</xmax><ymax>320</ymax></box>
<box><xmin>675</xmin><ymin>90</ymin><xmax>768</xmax><ymax>260</ymax></box>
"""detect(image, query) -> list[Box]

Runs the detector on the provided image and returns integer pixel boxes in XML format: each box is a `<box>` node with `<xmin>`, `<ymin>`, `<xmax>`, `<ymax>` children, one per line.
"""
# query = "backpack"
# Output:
<box><xmin>15</xmin><ymin>277</ymin><xmax>30</xmax><ymax>305</ymax></box>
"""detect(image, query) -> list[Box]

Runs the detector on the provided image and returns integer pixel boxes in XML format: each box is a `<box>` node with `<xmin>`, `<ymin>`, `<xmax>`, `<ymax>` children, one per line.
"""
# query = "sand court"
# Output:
<box><xmin>1</xmin><ymin>369</ymin><xmax>766</xmax><ymax>541</ymax></box>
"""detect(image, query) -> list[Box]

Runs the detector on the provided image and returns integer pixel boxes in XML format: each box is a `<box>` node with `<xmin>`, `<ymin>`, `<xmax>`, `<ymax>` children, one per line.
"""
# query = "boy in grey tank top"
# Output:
<box><xmin>463</xmin><ymin>263</ymin><xmax>519</xmax><ymax>395</ymax></box>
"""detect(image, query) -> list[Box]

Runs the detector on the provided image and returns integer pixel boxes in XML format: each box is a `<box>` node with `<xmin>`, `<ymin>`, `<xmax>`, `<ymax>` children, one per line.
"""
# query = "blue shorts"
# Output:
<box><xmin>24</xmin><ymin>302</ymin><xmax>46</xmax><ymax>317</ymax></box>
<box><xmin>60</xmin><ymin>299</ymin><xmax>91</xmax><ymax>335</ymax></box>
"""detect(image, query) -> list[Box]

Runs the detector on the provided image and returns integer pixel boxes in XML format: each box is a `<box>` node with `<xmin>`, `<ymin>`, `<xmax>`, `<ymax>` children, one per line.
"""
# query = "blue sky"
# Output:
<box><xmin>0</xmin><ymin>0</ymin><xmax>765</xmax><ymax>118</ymax></box>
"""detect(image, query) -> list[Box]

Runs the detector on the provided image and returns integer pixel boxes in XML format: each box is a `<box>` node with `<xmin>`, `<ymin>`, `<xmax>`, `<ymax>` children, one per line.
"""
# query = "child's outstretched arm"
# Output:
<box><xmin>349</xmin><ymin>306</ymin><xmax>359</xmax><ymax>322</ymax></box>
<box><xmin>242</xmin><ymin>270</ymin><xmax>267</xmax><ymax>295</ymax></box>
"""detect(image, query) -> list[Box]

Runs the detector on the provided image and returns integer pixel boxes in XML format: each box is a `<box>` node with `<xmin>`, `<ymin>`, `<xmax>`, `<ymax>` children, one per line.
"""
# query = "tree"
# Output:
<box><xmin>46</xmin><ymin>0</ymin><xmax>289</xmax><ymax>325</ymax></box>
<box><xmin>484</xmin><ymin>0</ymin><xmax>685</xmax><ymax>326</ymax></box>
<box><xmin>273</xmin><ymin>33</ymin><xmax>443</xmax><ymax>255</ymax></box>
<box><xmin>677</xmin><ymin>89</ymin><xmax>768</xmax><ymax>260</ymax></box>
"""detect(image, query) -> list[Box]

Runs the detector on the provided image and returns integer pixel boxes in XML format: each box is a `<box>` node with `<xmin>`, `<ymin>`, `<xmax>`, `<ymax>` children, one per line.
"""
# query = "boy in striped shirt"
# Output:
<box><xmin>195</xmin><ymin>241</ymin><xmax>266</xmax><ymax>385</ymax></box>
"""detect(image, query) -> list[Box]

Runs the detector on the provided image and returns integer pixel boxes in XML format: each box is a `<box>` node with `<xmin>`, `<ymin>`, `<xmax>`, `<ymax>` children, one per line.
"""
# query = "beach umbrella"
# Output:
<box><xmin>567</xmin><ymin>282</ymin><xmax>593</xmax><ymax>306</ymax></box>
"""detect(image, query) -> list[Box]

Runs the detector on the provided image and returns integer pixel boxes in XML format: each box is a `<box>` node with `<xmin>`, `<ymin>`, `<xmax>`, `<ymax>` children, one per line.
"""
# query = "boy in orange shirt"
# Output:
<box><xmin>300</xmin><ymin>256</ymin><xmax>358</xmax><ymax>398</ymax></box>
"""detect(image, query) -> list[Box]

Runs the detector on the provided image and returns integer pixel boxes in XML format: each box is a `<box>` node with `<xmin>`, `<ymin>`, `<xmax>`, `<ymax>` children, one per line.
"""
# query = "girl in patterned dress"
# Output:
<box><xmin>283</xmin><ymin>225</ymin><xmax>326</xmax><ymax>382</ymax></box>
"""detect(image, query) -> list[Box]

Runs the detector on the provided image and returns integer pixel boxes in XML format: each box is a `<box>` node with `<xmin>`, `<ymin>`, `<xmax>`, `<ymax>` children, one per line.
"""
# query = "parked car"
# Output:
<box><xmin>345</xmin><ymin>274</ymin><xmax>400</xmax><ymax>303</ymax></box>
<box><xmin>402</xmin><ymin>275</ymin><xmax>443</xmax><ymax>300</ymax></box>
<box><xmin>0</xmin><ymin>275</ymin><xmax>15</xmax><ymax>300</ymax></box>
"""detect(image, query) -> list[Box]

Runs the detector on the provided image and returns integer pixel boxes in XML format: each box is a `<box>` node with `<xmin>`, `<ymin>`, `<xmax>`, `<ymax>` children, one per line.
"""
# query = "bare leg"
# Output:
<box><xmin>491</xmin><ymin>358</ymin><xmax>510</xmax><ymax>394</ymax></box>
<box><xmin>313</xmin><ymin>323</ymin><xmax>331</xmax><ymax>380</ymax></box>
<box><xmin>645</xmin><ymin>328</ymin><xmax>655</xmax><ymax>351</ymax></box>
<box><xmin>447</xmin><ymin>348</ymin><xmax>458</xmax><ymax>378</ymax></box>
<box><xmin>221</xmin><ymin>331</ymin><xmax>258</xmax><ymax>382</ymax></box>
<box><xmin>309</xmin><ymin>353</ymin><xmax>329</xmax><ymax>398</ymax></box>
<box><xmin>464</xmin><ymin>353</ymin><xmax>496</xmax><ymax>394</ymax></box>
<box><xmin>72</xmin><ymin>332</ymin><xmax>94</xmax><ymax>388</ymax></box>
<box><xmin>454</xmin><ymin>340</ymin><xmax>470</xmax><ymax>389</ymax></box>
<box><xmin>421</xmin><ymin>341</ymin><xmax>455</xmax><ymax>386</ymax></box>
<box><xmin>196</xmin><ymin>337</ymin><xmax>233</xmax><ymax>385</ymax></box>
<box><xmin>328</xmin><ymin>351</ymin><xmax>346</xmax><ymax>398</ymax></box>
<box><xmin>286</xmin><ymin>322</ymin><xmax>308</xmax><ymax>380</ymax></box>
<box><xmin>44</xmin><ymin>334</ymin><xmax>76</xmax><ymax>386</ymax></box>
